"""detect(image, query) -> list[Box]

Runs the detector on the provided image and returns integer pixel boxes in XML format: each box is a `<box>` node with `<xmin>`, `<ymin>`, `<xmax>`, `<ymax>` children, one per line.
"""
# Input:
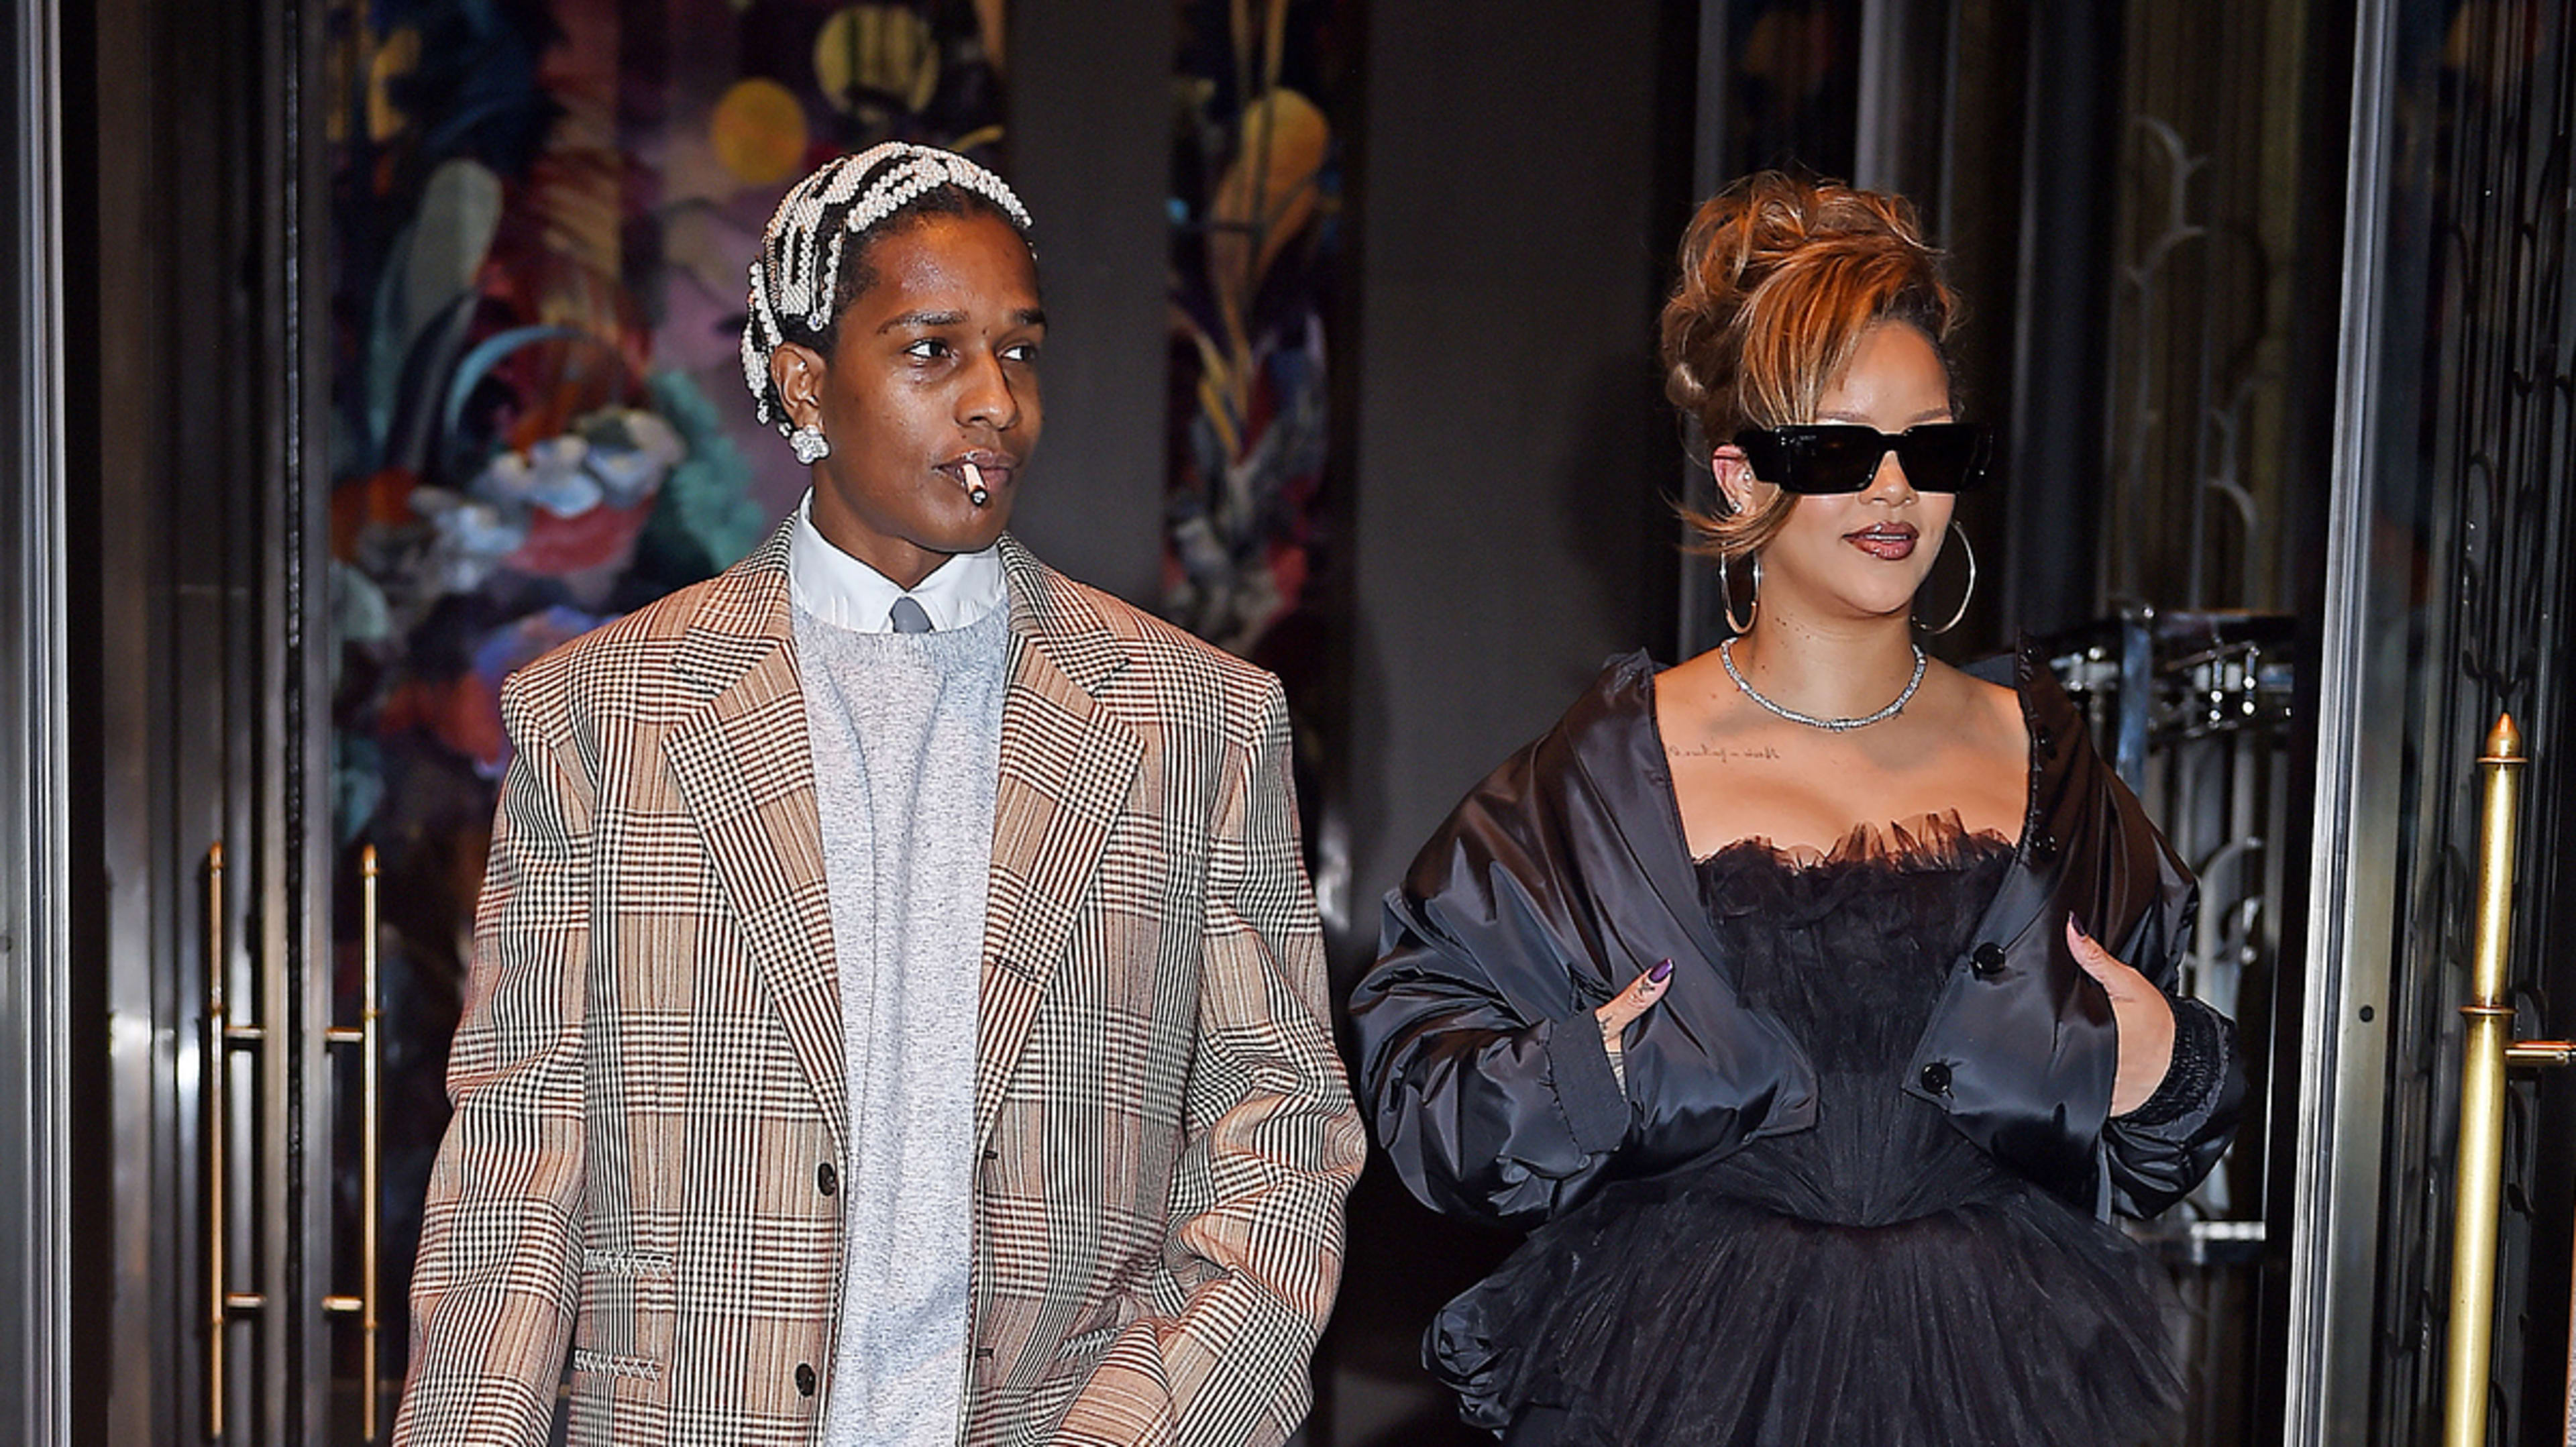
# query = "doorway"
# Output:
<box><xmin>2288</xmin><ymin>0</ymin><xmax>2576</xmax><ymax>1441</ymax></box>
<box><xmin>56</xmin><ymin>1</ymin><xmax>2576</xmax><ymax>1444</ymax></box>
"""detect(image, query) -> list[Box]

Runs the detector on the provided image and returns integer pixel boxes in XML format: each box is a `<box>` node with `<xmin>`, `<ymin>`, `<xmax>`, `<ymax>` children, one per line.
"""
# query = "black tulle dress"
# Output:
<box><xmin>1428</xmin><ymin>819</ymin><xmax>2182</xmax><ymax>1446</ymax></box>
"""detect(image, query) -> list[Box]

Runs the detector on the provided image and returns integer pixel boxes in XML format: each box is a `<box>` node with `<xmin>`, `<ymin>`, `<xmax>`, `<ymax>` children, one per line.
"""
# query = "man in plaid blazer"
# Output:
<box><xmin>396</xmin><ymin>146</ymin><xmax>1363</xmax><ymax>1446</ymax></box>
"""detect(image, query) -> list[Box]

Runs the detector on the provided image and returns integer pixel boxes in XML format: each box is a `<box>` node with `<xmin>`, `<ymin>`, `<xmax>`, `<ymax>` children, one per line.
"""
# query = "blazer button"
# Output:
<box><xmin>816</xmin><ymin>1161</ymin><xmax>838</xmax><ymax>1195</ymax></box>
<box><xmin>796</xmin><ymin>1362</ymin><xmax>817</xmax><ymax>1397</ymax></box>
<box><xmin>1972</xmin><ymin>943</ymin><xmax>2008</xmax><ymax>977</ymax></box>
<box><xmin>1920</xmin><ymin>1061</ymin><xmax>1953</xmax><ymax>1094</ymax></box>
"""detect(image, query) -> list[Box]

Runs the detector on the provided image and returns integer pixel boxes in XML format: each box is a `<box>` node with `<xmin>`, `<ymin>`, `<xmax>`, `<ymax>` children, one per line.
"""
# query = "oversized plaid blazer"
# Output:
<box><xmin>394</xmin><ymin>526</ymin><xmax>1365</xmax><ymax>1447</ymax></box>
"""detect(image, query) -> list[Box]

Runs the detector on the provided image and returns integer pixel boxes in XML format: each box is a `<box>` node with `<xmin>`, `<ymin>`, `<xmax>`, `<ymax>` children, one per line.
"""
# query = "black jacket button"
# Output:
<box><xmin>1920</xmin><ymin>1061</ymin><xmax>1953</xmax><ymax>1094</ymax></box>
<box><xmin>1972</xmin><ymin>943</ymin><xmax>2008</xmax><ymax>976</ymax></box>
<box><xmin>795</xmin><ymin>1362</ymin><xmax>816</xmax><ymax>1397</ymax></box>
<box><xmin>816</xmin><ymin>1162</ymin><xmax>837</xmax><ymax>1195</ymax></box>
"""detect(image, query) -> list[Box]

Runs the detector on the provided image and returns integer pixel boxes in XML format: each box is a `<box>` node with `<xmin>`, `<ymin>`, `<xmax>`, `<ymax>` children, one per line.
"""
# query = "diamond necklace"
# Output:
<box><xmin>1717</xmin><ymin>637</ymin><xmax>1926</xmax><ymax>733</ymax></box>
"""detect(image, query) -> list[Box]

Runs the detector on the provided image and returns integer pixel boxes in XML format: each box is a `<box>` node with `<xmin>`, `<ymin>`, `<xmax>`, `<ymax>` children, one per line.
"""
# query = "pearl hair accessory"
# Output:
<box><xmin>740</xmin><ymin>142</ymin><xmax>1034</xmax><ymax>445</ymax></box>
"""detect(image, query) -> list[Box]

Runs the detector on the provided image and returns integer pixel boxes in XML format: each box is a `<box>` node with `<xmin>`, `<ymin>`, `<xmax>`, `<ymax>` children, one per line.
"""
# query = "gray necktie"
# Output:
<box><xmin>888</xmin><ymin>596</ymin><xmax>933</xmax><ymax>634</ymax></box>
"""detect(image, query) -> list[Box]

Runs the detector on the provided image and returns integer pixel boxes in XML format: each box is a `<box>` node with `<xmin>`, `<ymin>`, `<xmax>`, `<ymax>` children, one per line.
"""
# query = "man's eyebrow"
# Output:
<box><xmin>874</xmin><ymin>307</ymin><xmax>1049</xmax><ymax>333</ymax></box>
<box><xmin>877</xmin><ymin>309</ymin><xmax>966</xmax><ymax>333</ymax></box>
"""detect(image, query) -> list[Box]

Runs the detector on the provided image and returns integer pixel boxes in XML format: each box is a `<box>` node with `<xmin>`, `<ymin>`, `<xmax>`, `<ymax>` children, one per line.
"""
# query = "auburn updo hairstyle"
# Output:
<box><xmin>1661</xmin><ymin>172</ymin><xmax>1960</xmax><ymax>561</ymax></box>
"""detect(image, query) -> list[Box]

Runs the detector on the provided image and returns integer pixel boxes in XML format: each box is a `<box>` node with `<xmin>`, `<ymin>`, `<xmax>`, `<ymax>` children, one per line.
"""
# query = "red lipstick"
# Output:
<box><xmin>1844</xmin><ymin>522</ymin><xmax>1918</xmax><ymax>561</ymax></box>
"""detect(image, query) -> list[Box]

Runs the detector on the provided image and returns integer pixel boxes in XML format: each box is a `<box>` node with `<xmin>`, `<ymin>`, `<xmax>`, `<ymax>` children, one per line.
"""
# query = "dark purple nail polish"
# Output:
<box><xmin>1648</xmin><ymin>959</ymin><xmax>1674</xmax><ymax>985</ymax></box>
<box><xmin>2069</xmin><ymin>912</ymin><xmax>2090</xmax><ymax>941</ymax></box>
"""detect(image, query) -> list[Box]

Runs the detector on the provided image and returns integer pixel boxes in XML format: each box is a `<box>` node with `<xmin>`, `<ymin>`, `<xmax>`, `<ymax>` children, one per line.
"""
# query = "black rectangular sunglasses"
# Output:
<box><xmin>1731</xmin><ymin>422</ymin><xmax>1993</xmax><ymax>495</ymax></box>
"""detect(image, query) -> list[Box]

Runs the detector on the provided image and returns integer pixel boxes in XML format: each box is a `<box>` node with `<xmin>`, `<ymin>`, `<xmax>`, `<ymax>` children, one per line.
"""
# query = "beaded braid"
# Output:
<box><xmin>740</xmin><ymin>142</ymin><xmax>1035</xmax><ymax>440</ymax></box>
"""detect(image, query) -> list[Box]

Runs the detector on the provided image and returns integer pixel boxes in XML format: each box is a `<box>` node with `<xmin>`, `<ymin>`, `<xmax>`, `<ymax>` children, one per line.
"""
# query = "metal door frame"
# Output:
<box><xmin>83</xmin><ymin>0</ymin><xmax>340</xmax><ymax>1438</ymax></box>
<box><xmin>1</xmin><ymin>0</ymin><xmax>69</xmax><ymax>1437</ymax></box>
<box><xmin>2283</xmin><ymin>0</ymin><xmax>2402</xmax><ymax>1436</ymax></box>
<box><xmin>2291</xmin><ymin>0</ymin><xmax>2576</xmax><ymax>1437</ymax></box>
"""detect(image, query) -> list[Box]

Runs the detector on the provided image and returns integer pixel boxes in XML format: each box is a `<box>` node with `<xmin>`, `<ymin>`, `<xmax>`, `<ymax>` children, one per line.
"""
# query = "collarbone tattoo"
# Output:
<box><xmin>1666</xmin><ymin>742</ymin><xmax>1785</xmax><ymax>762</ymax></box>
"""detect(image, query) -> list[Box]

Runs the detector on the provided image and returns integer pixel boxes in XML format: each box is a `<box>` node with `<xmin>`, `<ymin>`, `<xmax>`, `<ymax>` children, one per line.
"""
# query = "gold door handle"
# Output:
<box><xmin>205</xmin><ymin>843</ymin><xmax>268</xmax><ymax>1441</ymax></box>
<box><xmin>322</xmin><ymin>845</ymin><xmax>384</xmax><ymax>1442</ymax></box>
<box><xmin>2441</xmin><ymin>716</ymin><xmax>2572</xmax><ymax>1446</ymax></box>
<box><xmin>205</xmin><ymin>843</ymin><xmax>223</xmax><ymax>1441</ymax></box>
<box><xmin>2503</xmin><ymin>1040</ymin><xmax>2573</xmax><ymax>1067</ymax></box>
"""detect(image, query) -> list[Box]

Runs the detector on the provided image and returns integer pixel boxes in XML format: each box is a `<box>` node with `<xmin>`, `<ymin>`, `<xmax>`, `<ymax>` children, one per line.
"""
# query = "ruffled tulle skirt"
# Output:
<box><xmin>1429</xmin><ymin>1153</ymin><xmax>2182</xmax><ymax>1447</ymax></box>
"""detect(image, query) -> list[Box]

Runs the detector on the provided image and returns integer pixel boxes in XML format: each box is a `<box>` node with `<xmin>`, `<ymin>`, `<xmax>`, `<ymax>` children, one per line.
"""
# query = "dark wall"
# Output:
<box><xmin>1326</xmin><ymin>5</ymin><xmax>1688</xmax><ymax>1440</ymax></box>
<box><xmin>1005</xmin><ymin>0</ymin><xmax>1175</xmax><ymax>606</ymax></box>
<box><xmin>1341</xmin><ymin>5</ymin><xmax>1684</xmax><ymax>957</ymax></box>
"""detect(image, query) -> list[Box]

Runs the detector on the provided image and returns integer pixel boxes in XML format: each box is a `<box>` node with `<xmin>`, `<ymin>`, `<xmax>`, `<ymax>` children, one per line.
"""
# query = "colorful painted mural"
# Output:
<box><xmin>1163</xmin><ymin>0</ymin><xmax>1356</xmax><ymax>665</ymax></box>
<box><xmin>322</xmin><ymin>0</ymin><xmax>1005</xmax><ymax>1371</ymax></box>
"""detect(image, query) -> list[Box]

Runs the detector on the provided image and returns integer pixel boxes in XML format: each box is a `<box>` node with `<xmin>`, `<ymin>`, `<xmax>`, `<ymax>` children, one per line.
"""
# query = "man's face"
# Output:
<box><xmin>774</xmin><ymin>209</ymin><xmax>1045</xmax><ymax>589</ymax></box>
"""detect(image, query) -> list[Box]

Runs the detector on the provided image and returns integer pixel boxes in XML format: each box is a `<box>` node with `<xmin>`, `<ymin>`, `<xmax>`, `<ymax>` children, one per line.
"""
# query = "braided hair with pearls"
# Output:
<box><xmin>739</xmin><ymin>142</ymin><xmax>1035</xmax><ymax>444</ymax></box>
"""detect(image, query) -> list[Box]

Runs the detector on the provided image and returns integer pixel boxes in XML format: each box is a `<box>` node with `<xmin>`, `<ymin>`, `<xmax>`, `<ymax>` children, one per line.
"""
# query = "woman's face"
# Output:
<box><xmin>1720</xmin><ymin>320</ymin><xmax>1956</xmax><ymax>627</ymax></box>
<box><xmin>769</xmin><ymin>209</ymin><xmax>1046</xmax><ymax>588</ymax></box>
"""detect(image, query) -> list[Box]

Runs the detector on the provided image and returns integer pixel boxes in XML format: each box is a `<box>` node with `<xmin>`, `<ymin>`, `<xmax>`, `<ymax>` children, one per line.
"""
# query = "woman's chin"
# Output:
<box><xmin>1827</xmin><ymin>585</ymin><xmax>1928</xmax><ymax>622</ymax></box>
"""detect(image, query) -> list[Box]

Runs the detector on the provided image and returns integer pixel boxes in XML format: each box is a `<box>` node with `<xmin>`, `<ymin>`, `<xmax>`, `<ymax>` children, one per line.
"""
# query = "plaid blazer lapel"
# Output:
<box><xmin>976</xmin><ymin>537</ymin><xmax>1146</xmax><ymax>1149</ymax></box>
<box><xmin>659</xmin><ymin>525</ymin><xmax>851</xmax><ymax>1159</ymax></box>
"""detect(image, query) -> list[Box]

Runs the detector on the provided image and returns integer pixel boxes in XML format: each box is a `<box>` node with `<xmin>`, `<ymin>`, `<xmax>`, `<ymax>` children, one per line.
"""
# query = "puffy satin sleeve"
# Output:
<box><xmin>1352</xmin><ymin>871</ymin><xmax>1636</xmax><ymax>1232</ymax></box>
<box><xmin>1350</xmin><ymin>661</ymin><xmax>1821</xmax><ymax>1232</ymax></box>
<box><xmin>2098</xmin><ymin>841</ymin><xmax>2249</xmax><ymax>1218</ymax></box>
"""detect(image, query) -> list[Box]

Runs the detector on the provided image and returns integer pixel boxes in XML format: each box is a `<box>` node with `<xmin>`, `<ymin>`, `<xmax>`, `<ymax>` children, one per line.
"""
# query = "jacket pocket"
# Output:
<box><xmin>569</xmin><ymin>1347</ymin><xmax>662</xmax><ymax>1383</ymax></box>
<box><xmin>571</xmin><ymin>1248</ymin><xmax>676</xmax><ymax>1415</ymax></box>
<box><xmin>565</xmin><ymin>1348</ymin><xmax>665</xmax><ymax>1447</ymax></box>
<box><xmin>580</xmin><ymin>1248</ymin><xmax>674</xmax><ymax>1277</ymax></box>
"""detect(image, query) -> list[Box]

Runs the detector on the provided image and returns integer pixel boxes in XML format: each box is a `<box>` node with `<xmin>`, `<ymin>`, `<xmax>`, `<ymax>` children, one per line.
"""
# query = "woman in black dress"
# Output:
<box><xmin>1348</xmin><ymin>173</ymin><xmax>2243</xmax><ymax>1446</ymax></box>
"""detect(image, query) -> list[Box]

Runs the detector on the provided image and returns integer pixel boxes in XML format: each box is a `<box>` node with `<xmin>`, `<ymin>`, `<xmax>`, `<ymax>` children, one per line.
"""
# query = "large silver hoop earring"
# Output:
<box><xmin>1719</xmin><ymin>551</ymin><xmax>1760</xmax><ymax>635</ymax></box>
<box><xmin>1917</xmin><ymin>522</ymin><xmax>1976</xmax><ymax>635</ymax></box>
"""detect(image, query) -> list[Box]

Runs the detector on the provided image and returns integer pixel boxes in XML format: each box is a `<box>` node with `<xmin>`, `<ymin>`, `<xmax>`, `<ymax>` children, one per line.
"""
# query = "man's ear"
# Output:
<box><xmin>1712</xmin><ymin>443</ymin><xmax>1766</xmax><ymax>516</ymax></box>
<box><xmin>769</xmin><ymin>343</ymin><xmax>827</xmax><ymax>431</ymax></box>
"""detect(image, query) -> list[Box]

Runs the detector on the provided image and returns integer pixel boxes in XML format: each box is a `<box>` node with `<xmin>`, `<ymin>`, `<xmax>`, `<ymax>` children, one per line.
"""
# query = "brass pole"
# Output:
<box><xmin>2441</xmin><ymin>714</ymin><xmax>2524</xmax><ymax>1446</ymax></box>
<box><xmin>321</xmin><ymin>846</ymin><xmax>386</xmax><ymax>1440</ymax></box>
<box><xmin>206</xmin><ymin>842</ymin><xmax>225</xmax><ymax>1442</ymax></box>
<box><xmin>361</xmin><ymin>845</ymin><xmax>382</xmax><ymax>1442</ymax></box>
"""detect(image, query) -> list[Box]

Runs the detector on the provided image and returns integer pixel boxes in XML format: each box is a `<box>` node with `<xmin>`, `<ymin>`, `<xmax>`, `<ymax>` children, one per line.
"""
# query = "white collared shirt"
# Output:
<box><xmin>788</xmin><ymin>491</ymin><xmax>1008</xmax><ymax>633</ymax></box>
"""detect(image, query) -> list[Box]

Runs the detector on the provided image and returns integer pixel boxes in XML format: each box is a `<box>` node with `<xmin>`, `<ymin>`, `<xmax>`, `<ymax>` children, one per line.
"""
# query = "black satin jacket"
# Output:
<box><xmin>1350</xmin><ymin>649</ymin><xmax>2245</xmax><ymax>1232</ymax></box>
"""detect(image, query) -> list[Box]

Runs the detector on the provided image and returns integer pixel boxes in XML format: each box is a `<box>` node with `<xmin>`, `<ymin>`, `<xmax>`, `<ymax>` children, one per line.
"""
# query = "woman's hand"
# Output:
<box><xmin>2067</xmin><ymin>917</ymin><xmax>2176</xmax><ymax>1116</ymax></box>
<box><xmin>1595</xmin><ymin>960</ymin><xmax>1674</xmax><ymax>1087</ymax></box>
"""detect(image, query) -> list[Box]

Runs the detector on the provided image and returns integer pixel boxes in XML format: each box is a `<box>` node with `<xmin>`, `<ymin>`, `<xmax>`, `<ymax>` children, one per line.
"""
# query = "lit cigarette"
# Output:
<box><xmin>961</xmin><ymin>461</ymin><xmax>989</xmax><ymax>506</ymax></box>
